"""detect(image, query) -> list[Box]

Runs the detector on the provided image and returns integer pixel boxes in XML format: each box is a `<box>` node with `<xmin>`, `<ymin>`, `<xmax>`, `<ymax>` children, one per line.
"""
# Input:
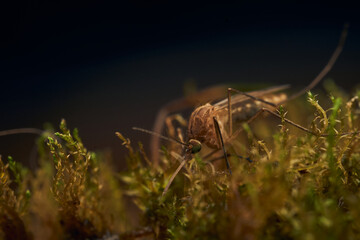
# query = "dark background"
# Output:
<box><xmin>1</xmin><ymin>2</ymin><xmax>359</xmax><ymax>169</ymax></box>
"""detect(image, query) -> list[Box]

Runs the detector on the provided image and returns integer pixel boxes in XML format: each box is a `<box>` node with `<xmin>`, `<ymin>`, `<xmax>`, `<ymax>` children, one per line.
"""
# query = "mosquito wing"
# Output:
<box><xmin>214</xmin><ymin>84</ymin><xmax>290</xmax><ymax>109</ymax></box>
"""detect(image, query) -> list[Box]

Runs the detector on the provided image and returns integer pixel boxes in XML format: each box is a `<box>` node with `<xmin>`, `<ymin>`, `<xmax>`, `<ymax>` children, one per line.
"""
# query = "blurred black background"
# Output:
<box><xmin>1</xmin><ymin>2</ymin><xmax>359</xmax><ymax>169</ymax></box>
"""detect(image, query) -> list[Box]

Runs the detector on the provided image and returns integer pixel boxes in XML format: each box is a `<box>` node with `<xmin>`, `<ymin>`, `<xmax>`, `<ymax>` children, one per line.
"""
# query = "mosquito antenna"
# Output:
<box><xmin>213</xmin><ymin>117</ymin><xmax>232</xmax><ymax>175</ymax></box>
<box><xmin>132</xmin><ymin>127</ymin><xmax>189</xmax><ymax>147</ymax></box>
<box><xmin>284</xmin><ymin>23</ymin><xmax>349</xmax><ymax>103</ymax></box>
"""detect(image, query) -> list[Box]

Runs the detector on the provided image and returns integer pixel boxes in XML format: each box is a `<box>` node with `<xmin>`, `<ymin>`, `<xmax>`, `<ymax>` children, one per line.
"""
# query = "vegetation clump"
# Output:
<box><xmin>0</xmin><ymin>90</ymin><xmax>360</xmax><ymax>239</ymax></box>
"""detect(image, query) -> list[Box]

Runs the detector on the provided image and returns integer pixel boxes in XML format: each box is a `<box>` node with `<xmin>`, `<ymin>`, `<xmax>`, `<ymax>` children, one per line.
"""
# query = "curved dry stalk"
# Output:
<box><xmin>0</xmin><ymin>128</ymin><xmax>44</xmax><ymax>137</ymax></box>
<box><xmin>162</xmin><ymin>157</ymin><xmax>187</xmax><ymax>197</ymax></box>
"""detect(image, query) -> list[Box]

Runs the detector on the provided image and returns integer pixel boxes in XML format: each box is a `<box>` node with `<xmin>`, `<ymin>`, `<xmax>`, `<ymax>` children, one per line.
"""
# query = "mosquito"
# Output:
<box><xmin>134</xmin><ymin>25</ymin><xmax>350</xmax><ymax>196</ymax></box>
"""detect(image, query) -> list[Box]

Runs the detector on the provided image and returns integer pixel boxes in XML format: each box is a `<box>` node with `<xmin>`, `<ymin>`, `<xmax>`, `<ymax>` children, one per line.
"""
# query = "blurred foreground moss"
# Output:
<box><xmin>1</xmin><ymin>91</ymin><xmax>360</xmax><ymax>239</ymax></box>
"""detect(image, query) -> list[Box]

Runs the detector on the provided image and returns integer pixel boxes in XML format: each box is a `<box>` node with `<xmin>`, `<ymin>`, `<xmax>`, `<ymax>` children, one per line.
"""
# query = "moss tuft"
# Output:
<box><xmin>1</xmin><ymin>90</ymin><xmax>360</xmax><ymax>239</ymax></box>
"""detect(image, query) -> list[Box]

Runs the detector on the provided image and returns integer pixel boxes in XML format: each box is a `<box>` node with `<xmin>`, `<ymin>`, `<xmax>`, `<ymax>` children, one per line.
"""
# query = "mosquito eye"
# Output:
<box><xmin>189</xmin><ymin>139</ymin><xmax>202</xmax><ymax>153</ymax></box>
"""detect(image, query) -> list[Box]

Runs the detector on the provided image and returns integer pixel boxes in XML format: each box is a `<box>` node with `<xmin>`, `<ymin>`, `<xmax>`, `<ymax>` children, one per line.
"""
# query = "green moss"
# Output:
<box><xmin>0</xmin><ymin>156</ymin><xmax>31</xmax><ymax>240</ymax></box>
<box><xmin>0</xmin><ymin>91</ymin><xmax>360</xmax><ymax>239</ymax></box>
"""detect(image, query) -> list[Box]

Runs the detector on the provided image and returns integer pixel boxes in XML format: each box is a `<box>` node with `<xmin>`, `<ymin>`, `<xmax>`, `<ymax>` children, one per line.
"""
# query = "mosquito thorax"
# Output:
<box><xmin>187</xmin><ymin>103</ymin><xmax>227</xmax><ymax>149</ymax></box>
<box><xmin>188</xmin><ymin>139</ymin><xmax>202</xmax><ymax>153</ymax></box>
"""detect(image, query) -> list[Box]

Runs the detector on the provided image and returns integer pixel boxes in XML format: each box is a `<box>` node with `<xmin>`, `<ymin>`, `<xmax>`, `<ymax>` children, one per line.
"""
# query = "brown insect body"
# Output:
<box><xmin>157</xmin><ymin>25</ymin><xmax>348</xmax><ymax>195</ymax></box>
<box><xmin>188</xmin><ymin>103</ymin><xmax>227</xmax><ymax>149</ymax></box>
<box><xmin>188</xmin><ymin>88</ymin><xmax>287</xmax><ymax>150</ymax></box>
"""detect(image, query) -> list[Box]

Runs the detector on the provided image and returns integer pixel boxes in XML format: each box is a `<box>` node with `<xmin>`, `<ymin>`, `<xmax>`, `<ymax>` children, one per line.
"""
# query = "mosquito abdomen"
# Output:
<box><xmin>231</xmin><ymin>93</ymin><xmax>287</xmax><ymax>122</ymax></box>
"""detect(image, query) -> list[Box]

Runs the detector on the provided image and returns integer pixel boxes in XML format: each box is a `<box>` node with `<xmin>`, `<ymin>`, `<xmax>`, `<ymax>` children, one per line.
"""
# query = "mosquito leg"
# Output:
<box><xmin>226</xmin><ymin>86</ymin><xmax>291</xmax><ymax>142</ymax></box>
<box><xmin>202</xmin><ymin>149</ymin><xmax>221</xmax><ymax>160</ymax></box>
<box><xmin>228</xmin><ymin>88</ymin><xmax>277</xmax><ymax>107</ymax></box>
<box><xmin>260</xmin><ymin>107</ymin><xmax>357</xmax><ymax>136</ymax></box>
<box><xmin>165</xmin><ymin>114</ymin><xmax>187</xmax><ymax>139</ymax></box>
<box><xmin>227</xmin><ymin>88</ymin><xmax>233</xmax><ymax>135</ymax></box>
<box><xmin>208</xmin><ymin>153</ymin><xmax>252</xmax><ymax>164</ymax></box>
<box><xmin>176</xmin><ymin>127</ymin><xmax>185</xmax><ymax>144</ymax></box>
<box><xmin>213</xmin><ymin>116</ymin><xmax>232</xmax><ymax>175</ymax></box>
<box><xmin>229</xmin><ymin>107</ymin><xmax>267</xmax><ymax>142</ymax></box>
<box><xmin>226</xmin><ymin>88</ymin><xmax>280</xmax><ymax>144</ymax></box>
<box><xmin>283</xmin><ymin>24</ymin><xmax>348</xmax><ymax>103</ymax></box>
<box><xmin>261</xmin><ymin>108</ymin><xmax>318</xmax><ymax>135</ymax></box>
<box><xmin>230</xmin><ymin>106</ymin><xmax>359</xmax><ymax>142</ymax></box>
<box><xmin>228</xmin><ymin>86</ymin><xmax>359</xmax><ymax>139</ymax></box>
<box><xmin>229</xmin><ymin>106</ymin><xmax>313</xmax><ymax>141</ymax></box>
<box><xmin>202</xmin><ymin>147</ymin><xmax>252</xmax><ymax>164</ymax></box>
<box><xmin>164</xmin><ymin>114</ymin><xmax>188</xmax><ymax>156</ymax></box>
<box><xmin>226</xmin><ymin>87</ymin><xmax>276</xmax><ymax>136</ymax></box>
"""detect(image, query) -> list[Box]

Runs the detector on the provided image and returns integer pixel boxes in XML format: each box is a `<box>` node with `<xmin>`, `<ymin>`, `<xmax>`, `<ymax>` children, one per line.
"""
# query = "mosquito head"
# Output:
<box><xmin>188</xmin><ymin>139</ymin><xmax>202</xmax><ymax>154</ymax></box>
